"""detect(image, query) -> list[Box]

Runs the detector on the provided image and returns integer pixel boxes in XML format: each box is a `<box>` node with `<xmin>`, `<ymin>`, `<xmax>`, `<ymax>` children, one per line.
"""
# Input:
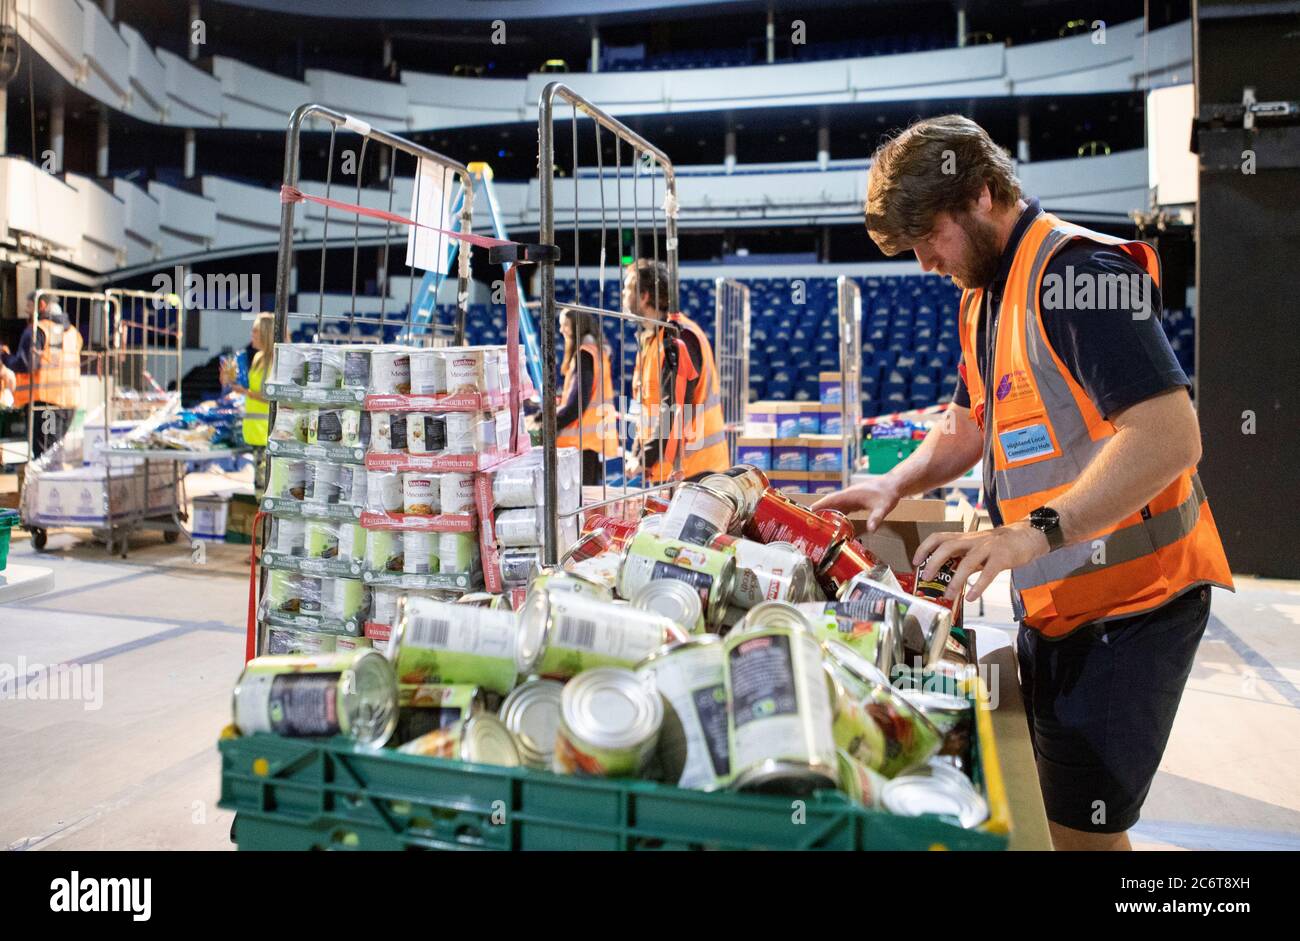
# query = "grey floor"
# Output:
<box><xmin>2</xmin><ymin>475</ymin><xmax>1298</xmax><ymax>851</ymax></box>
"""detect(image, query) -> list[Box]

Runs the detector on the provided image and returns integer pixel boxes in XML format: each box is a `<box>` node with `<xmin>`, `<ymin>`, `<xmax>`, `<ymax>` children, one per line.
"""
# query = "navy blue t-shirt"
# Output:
<box><xmin>952</xmin><ymin>199</ymin><xmax>1190</xmax><ymax>526</ymax></box>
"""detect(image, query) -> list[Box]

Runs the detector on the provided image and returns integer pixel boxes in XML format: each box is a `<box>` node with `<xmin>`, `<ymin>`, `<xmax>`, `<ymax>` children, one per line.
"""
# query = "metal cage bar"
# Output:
<box><xmin>714</xmin><ymin>278</ymin><xmax>751</xmax><ymax>465</ymax></box>
<box><xmin>837</xmin><ymin>275</ymin><xmax>863</xmax><ymax>487</ymax></box>
<box><xmin>538</xmin><ymin>82</ymin><xmax>680</xmax><ymax>564</ymax></box>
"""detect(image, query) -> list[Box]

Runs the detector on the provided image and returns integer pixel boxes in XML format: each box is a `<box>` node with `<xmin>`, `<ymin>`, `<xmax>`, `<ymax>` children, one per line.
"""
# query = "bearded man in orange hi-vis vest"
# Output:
<box><xmin>814</xmin><ymin>115</ymin><xmax>1233</xmax><ymax>852</ymax></box>
<box><xmin>624</xmin><ymin>259</ymin><xmax>728</xmax><ymax>485</ymax></box>
<box><xmin>2</xmin><ymin>292</ymin><xmax>83</xmax><ymax>461</ymax></box>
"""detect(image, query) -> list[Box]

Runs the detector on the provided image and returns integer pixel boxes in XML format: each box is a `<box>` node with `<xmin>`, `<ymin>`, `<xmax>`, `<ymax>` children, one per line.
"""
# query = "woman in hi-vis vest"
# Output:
<box><xmin>225</xmin><ymin>313</ymin><xmax>274</xmax><ymax>492</ymax></box>
<box><xmin>555</xmin><ymin>308</ymin><xmax>618</xmax><ymax>484</ymax></box>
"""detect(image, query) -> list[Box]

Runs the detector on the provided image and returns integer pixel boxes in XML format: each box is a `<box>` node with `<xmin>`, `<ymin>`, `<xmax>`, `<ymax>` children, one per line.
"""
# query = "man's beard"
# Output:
<box><xmin>951</xmin><ymin>213</ymin><xmax>1004</xmax><ymax>290</ymax></box>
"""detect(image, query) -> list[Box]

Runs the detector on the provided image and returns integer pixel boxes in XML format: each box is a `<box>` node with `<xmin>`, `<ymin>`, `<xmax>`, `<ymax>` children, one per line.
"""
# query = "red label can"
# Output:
<box><xmin>581</xmin><ymin>514</ymin><xmax>641</xmax><ymax>550</ymax></box>
<box><xmin>743</xmin><ymin>491</ymin><xmax>847</xmax><ymax>566</ymax></box>
<box><xmin>816</xmin><ymin>539</ymin><xmax>884</xmax><ymax>599</ymax></box>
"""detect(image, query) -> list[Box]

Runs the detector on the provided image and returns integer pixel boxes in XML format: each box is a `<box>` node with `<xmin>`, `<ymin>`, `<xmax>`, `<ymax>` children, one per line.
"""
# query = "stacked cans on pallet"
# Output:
<box><xmin>239</xmin><ymin>462</ymin><xmax>987</xmax><ymax>831</ymax></box>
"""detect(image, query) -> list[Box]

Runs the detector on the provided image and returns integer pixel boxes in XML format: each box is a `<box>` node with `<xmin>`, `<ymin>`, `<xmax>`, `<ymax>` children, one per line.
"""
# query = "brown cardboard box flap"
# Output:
<box><xmin>785</xmin><ymin>495</ymin><xmax>978</xmax><ymax>571</ymax></box>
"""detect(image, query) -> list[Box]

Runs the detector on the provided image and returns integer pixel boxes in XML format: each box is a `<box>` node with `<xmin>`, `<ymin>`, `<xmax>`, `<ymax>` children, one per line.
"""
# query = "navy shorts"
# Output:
<box><xmin>1016</xmin><ymin>585</ymin><xmax>1211</xmax><ymax>834</ymax></box>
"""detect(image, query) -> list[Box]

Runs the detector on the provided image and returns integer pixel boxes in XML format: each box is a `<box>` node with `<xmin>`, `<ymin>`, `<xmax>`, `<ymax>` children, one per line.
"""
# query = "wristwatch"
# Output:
<box><xmin>1028</xmin><ymin>506</ymin><xmax>1065</xmax><ymax>550</ymax></box>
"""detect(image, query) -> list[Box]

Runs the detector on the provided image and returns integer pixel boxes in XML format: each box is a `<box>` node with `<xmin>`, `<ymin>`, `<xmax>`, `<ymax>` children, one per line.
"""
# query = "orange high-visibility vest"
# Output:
<box><xmin>12</xmin><ymin>321</ymin><xmax>82</xmax><ymax>409</ymax></box>
<box><xmin>634</xmin><ymin>312</ymin><xmax>728</xmax><ymax>482</ymax></box>
<box><xmin>556</xmin><ymin>340</ymin><xmax>619</xmax><ymax>458</ymax></box>
<box><xmin>959</xmin><ymin>211</ymin><xmax>1233</xmax><ymax>637</ymax></box>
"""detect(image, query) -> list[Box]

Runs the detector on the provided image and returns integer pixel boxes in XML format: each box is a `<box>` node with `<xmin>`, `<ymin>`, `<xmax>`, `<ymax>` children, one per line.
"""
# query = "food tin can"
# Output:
<box><xmin>838</xmin><ymin>574</ymin><xmax>953</xmax><ymax>668</ymax></box>
<box><xmin>337</xmin><ymin>463</ymin><xmax>367</xmax><ymax>506</ymax></box>
<box><xmin>438</xmin><ymin>532</ymin><xmax>478</xmax><ymax>573</ymax></box>
<box><xmin>636</xmin><ymin>635</ymin><xmax>730</xmax><ymax>790</ymax></box>
<box><xmin>837</xmin><ymin>748</ymin><xmax>888</xmax><ymax>809</ymax></box>
<box><xmin>898</xmin><ymin>688</ymin><xmax>974</xmax><ymax>765</ymax></box>
<box><xmin>406</xmin><ymin>412</ymin><xmax>447</xmax><ymax>455</ymax></box>
<box><xmin>708</xmin><ymin>534</ymin><xmax>815</xmax><ymax>608</ymax></box>
<box><xmin>642</xmin><ymin>492</ymin><xmax>672</xmax><ymax>515</ymax></box>
<box><xmin>314</xmin><ymin>407</ymin><xmax>364</xmax><ymax>447</ymax></box>
<box><xmin>817</xmin><ymin>538</ymin><xmax>892</xmax><ymax>598</ymax></box>
<box><xmin>408</xmin><ymin>349</ymin><xmax>447</xmax><ymax>396</ymax></box>
<box><xmin>395</xmin><ymin>682</ymin><xmax>486</xmax><ymax>741</ymax></box>
<box><xmin>305</xmin><ymin>520</ymin><xmax>340</xmax><ymax>559</ymax></box>
<box><xmin>492</xmin><ymin>463</ymin><xmax>542</xmax><ymax>509</ymax></box>
<box><xmin>914</xmin><ymin>553</ymin><xmax>962</xmax><ymax>615</ymax></box>
<box><xmin>796</xmin><ymin>598</ymin><xmax>904</xmax><ymax>673</ymax></box>
<box><xmin>341</xmin><ymin>346</ymin><xmax>371</xmax><ymax>390</ymax></box>
<box><xmin>334</xmin><ymin>635</ymin><xmax>371</xmax><ymax>652</ymax></box>
<box><xmin>554</xmin><ymin>667</ymin><xmax>663</xmax><ymax>777</ymax></box>
<box><xmin>270</xmin><ymin>404</ymin><xmax>309</xmax><ymax>443</ymax></box>
<box><xmin>402</xmin><ymin>473</ymin><xmax>439</xmax><ymax>516</ymax></box>
<box><xmin>880</xmin><ymin>766</ymin><xmax>988</xmax><ymax>829</ymax></box>
<box><xmin>366</xmin><ymin>470</ymin><xmax>403</xmax><ymax>514</ymax></box>
<box><xmin>370</xmin><ymin>587</ymin><xmax>401</xmax><ymax>625</ymax></box>
<box><xmin>266</xmin><ymin>625</ymin><xmax>336</xmax><ymax>656</ymax></box>
<box><xmin>443</xmin><ymin>412</ymin><xmax>476</xmax><ymax>454</ymax></box>
<box><xmin>398</xmin><ymin>714</ymin><xmax>522</xmax><ymax>767</ymax></box>
<box><xmin>366</xmin><ymin>529</ymin><xmax>403</xmax><ymax>574</ymax></box>
<box><xmin>523</xmin><ymin>587</ymin><xmax>684</xmax><ymax>678</ymax></box>
<box><xmin>370</xmin><ymin>411</ymin><xmax>408</xmax><ymax>453</ymax></box>
<box><xmin>580</xmin><ymin>514</ymin><xmax>641</xmax><ymax>549</ymax></box>
<box><xmin>535</xmin><ymin>567</ymin><xmax>616</xmax><ymax>600</ymax></box>
<box><xmin>498</xmin><ymin>678</ymin><xmax>565</xmax><ymax>769</ymax></box>
<box><xmin>742</xmin><ymin>490</ymin><xmax>852</xmax><ymax>567</ymax></box>
<box><xmin>445</xmin><ymin>348</ymin><xmax>488</xmax><ymax>394</ymax></box>
<box><xmin>658</xmin><ymin>481</ymin><xmax>738</xmax><ymax>546</ymax></box>
<box><xmin>723</xmin><ymin>603</ymin><xmax>838</xmax><ymax>794</ymax></box>
<box><xmin>636</xmin><ymin>513</ymin><xmax>665</xmax><ymax>536</ymax></box>
<box><xmin>630</xmin><ymin>578</ymin><xmax>705</xmax><ymax>634</ymax></box>
<box><xmin>369</xmin><ymin>349</ymin><xmax>411</xmax><ymax>395</ymax></box>
<box><xmin>499</xmin><ymin>548</ymin><xmax>542</xmax><ymax>587</ymax></box>
<box><xmin>304</xmin><ymin>460</ymin><xmax>341</xmax><ymax>504</ymax></box>
<box><xmin>561</xmin><ymin>529</ymin><xmax>614</xmax><ymax>566</ymax></box>
<box><xmin>702</xmin><ymin>465</ymin><xmax>770</xmax><ymax>529</ymax></box>
<box><xmin>402</xmin><ymin>531</ymin><xmax>439</xmax><ymax>574</ymax></box>
<box><xmin>304</xmin><ymin>348</ymin><xmax>343</xmax><ymax>389</ymax></box>
<box><xmin>825</xmin><ymin>639</ymin><xmax>942</xmax><ymax>777</ymax></box>
<box><xmin>273</xmin><ymin>516</ymin><xmax>307</xmax><ymax>556</ymax></box>
<box><xmin>322</xmin><ymin>576</ymin><xmax>367</xmax><ymax>622</ymax></box>
<box><xmin>266</xmin><ymin>570</ymin><xmax>307</xmax><ymax>614</ymax></box>
<box><xmin>391</xmin><ymin>597</ymin><xmax>525</xmax><ymax>694</ymax></box>
<box><xmin>617</xmin><ymin>531</ymin><xmax>736</xmax><ymax>627</ymax></box>
<box><xmin>232</xmin><ymin>649</ymin><xmax>397</xmax><ymax>746</ymax></box>
<box><xmin>439</xmin><ymin>472</ymin><xmax>475</xmax><ymax>514</ymax></box>
<box><xmin>272</xmin><ymin>343</ymin><xmax>307</xmax><ymax>386</ymax></box>
<box><xmin>495</xmin><ymin>507</ymin><xmax>543</xmax><ymax>547</ymax></box>
<box><xmin>268</xmin><ymin>458</ymin><xmax>308</xmax><ymax>500</ymax></box>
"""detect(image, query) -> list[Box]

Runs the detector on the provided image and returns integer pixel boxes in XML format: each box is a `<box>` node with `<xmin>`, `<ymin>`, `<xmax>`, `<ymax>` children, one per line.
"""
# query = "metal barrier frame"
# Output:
<box><xmin>271</xmin><ymin>103</ymin><xmax>475</xmax><ymax>350</ymax></box>
<box><xmin>538</xmin><ymin>81</ymin><xmax>681</xmax><ymax>564</ymax></box>
<box><xmin>714</xmin><ymin>278</ymin><xmax>751</xmax><ymax>465</ymax></box>
<box><xmin>837</xmin><ymin>275</ymin><xmax>863</xmax><ymax>486</ymax></box>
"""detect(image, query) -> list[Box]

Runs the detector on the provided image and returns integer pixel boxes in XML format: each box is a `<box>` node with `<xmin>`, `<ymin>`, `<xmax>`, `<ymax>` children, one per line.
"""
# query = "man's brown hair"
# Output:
<box><xmin>865</xmin><ymin>114</ymin><xmax>1021</xmax><ymax>256</ymax></box>
<box><xmin>629</xmin><ymin>259</ymin><xmax>673</xmax><ymax>313</ymax></box>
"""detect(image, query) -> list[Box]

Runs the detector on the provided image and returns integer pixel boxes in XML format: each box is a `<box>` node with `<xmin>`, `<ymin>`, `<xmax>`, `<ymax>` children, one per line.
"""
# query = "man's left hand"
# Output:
<box><xmin>912</xmin><ymin>522</ymin><xmax>1052</xmax><ymax>603</ymax></box>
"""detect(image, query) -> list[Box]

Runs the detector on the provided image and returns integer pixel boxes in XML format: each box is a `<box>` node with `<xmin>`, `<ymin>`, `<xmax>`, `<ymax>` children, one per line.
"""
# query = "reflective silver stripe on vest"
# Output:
<box><xmin>991</xmin><ymin>227</ymin><xmax>1109</xmax><ymax>502</ymax></box>
<box><xmin>1013</xmin><ymin>474</ymin><xmax>1207</xmax><ymax>591</ymax></box>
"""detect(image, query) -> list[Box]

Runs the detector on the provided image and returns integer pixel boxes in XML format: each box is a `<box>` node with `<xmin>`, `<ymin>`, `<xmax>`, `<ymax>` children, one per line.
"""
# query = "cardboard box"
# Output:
<box><xmin>225</xmin><ymin>492</ymin><xmax>259</xmax><ymax>542</ymax></box>
<box><xmin>796</xmin><ymin>404</ymin><xmax>821</xmax><ymax>436</ymax></box>
<box><xmin>819</xmin><ymin>406</ymin><xmax>844</xmax><ymax>436</ymax></box>
<box><xmin>736</xmin><ymin>437</ymin><xmax>772</xmax><ymax>470</ymax></box>
<box><xmin>773</xmin><ymin>403</ymin><xmax>802</xmax><ymax>439</ymax></box>
<box><xmin>788</xmin><ymin>494</ymin><xmax>979</xmax><ymax>574</ymax></box>
<box><xmin>746</xmin><ymin>401</ymin><xmax>778</xmax><ymax>425</ymax></box>
<box><xmin>806</xmin><ymin>471</ymin><xmax>843</xmax><ymax>495</ymax></box>
<box><xmin>800</xmin><ymin>433</ymin><xmax>843</xmax><ymax>473</ymax></box>
<box><xmin>819</xmin><ymin>371</ymin><xmax>842</xmax><ymax>404</ymax></box>
<box><xmin>768</xmin><ymin>470</ymin><xmax>811</xmax><ymax>494</ymax></box>
<box><xmin>770</xmin><ymin>439</ymin><xmax>807</xmax><ymax>471</ymax></box>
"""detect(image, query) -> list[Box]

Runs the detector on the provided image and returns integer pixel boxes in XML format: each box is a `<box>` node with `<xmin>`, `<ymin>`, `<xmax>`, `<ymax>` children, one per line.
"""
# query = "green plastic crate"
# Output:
<box><xmin>863</xmin><ymin>437</ymin><xmax>921</xmax><ymax>475</ymax></box>
<box><xmin>218</xmin><ymin>677</ymin><xmax>1011</xmax><ymax>852</ymax></box>
<box><xmin>0</xmin><ymin>508</ymin><xmax>18</xmax><ymax>572</ymax></box>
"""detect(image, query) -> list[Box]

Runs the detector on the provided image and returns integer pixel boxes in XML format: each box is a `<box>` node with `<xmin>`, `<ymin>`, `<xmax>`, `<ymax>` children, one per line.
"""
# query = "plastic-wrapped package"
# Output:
<box><xmin>438</xmin><ymin>532</ymin><xmax>479</xmax><ymax>573</ymax></box>
<box><xmin>305</xmin><ymin>347</ymin><xmax>344</xmax><ymax>389</ymax></box>
<box><xmin>339</xmin><ymin>346</ymin><xmax>372</xmax><ymax>390</ymax></box>
<box><xmin>365</xmin><ymin>529</ymin><xmax>402</xmax><ymax>573</ymax></box>
<box><xmin>402</xmin><ymin>473</ymin><xmax>441</xmax><ymax>516</ymax></box>
<box><xmin>440</xmin><ymin>473</ymin><xmax>475</xmax><ymax>514</ymax></box>
<box><xmin>366</xmin><ymin>470</ymin><xmax>403</xmax><ymax>513</ymax></box>
<box><xmin>314</xmin><ymin>408</ymin><xmax>367</xmax><ymax>447</ymax></box>
<box><xmin>267</xmin><ymin>458</ymin><xmax>308</xmax><ymax>500</ymax></box>
<box><xmin>272</xmin><ymin>343</ymin><xmax>309</xmax><ymax>386</ymax></box>
<box><xmin>370</xmin><ymin>412</ymin><xmax>408</xmax><ymax>453</ymax></box>
<box><xmin>409</xmin><ymin>349</ymin><xmax>447</xmax><ymax>395</ymax></box>
<box><xmin>272</xmin><ymin>516</ymin><xmax>306</xmax><ymax>556</ymax></box>
<box><xmin>369</xmin><ymin>349</ymin><xmax>411</xmax><ymax>394</ymax></box>
<box><xmin>270</xmin><ymin>404</ymin><xmax>309</xmax><ymax>442</ymax></box>
<box><xmin>403</xmin><ymin>531</ymin><xmax>439</xmax><ymax>574</ymax></box>
<box><xmin>407</xmin><ymin>413</ymin><xmax>446</xmax><ymax>455</ymax></box>
<box><xmin>495</xmin><ymin>507</ymin><xmax>544</xmax><ymax>547</ymax></box>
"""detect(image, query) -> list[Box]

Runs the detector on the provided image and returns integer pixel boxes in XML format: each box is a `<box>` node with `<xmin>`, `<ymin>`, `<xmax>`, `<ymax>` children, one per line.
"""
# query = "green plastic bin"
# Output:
<box><xmin>0</xmin><ymin>508</ymin><xmax>18</xmax><ymax>572</ymax></box>
<box><xmin>218</xmin><ymin>676</ymin><xmax>1012</xmax><ymax>852</ymax></box>
<box><xmin>863</xmin><ymin>437</ymin><xmax>921</xmax><ymax>475</ymax></box>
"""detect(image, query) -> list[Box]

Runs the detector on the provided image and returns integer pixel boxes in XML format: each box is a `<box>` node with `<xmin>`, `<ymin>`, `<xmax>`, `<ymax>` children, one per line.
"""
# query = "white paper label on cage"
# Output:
<box><xmin>405</xmin><ymin>158</ymin><xmax>454</xmax><ymax>273</ymax></box>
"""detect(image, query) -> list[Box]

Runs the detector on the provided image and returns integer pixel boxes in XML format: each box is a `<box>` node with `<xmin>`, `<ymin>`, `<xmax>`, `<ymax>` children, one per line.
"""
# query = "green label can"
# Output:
<box><xmin>266</xmin><ymin>625</ymin><xmax>336</xmax><ymax>656</ymax></box>
<box><xmin>637</xmin><ymin>635</ymin><xmax>731</xmax><ymax>790</ymax></box>
<box><xmin>395</xmin><ymin>682</ymin><xmax>486</xmax><ymax>743</ymax></box>
<box><xmin>305</xmin><ymin>520</ymin><xmax>339</xmax><ymax>559</ymax></box>
<box><xmin>554</xmin><ymin>667</ymin><xmax>663</xmax><ymax>777</ymax></box>
<box><xmin>232</xmin><ymin>649</ymin><xmax>397</xmax><ymax>746</ymax></box>
<box><xmin>268</xmin><ymin>458</ymin><xmax>308</xmax><ymax>500</ymax></box>
<box><xmin>617</xmin><ymin>531</ymin><xmax>736</xmax><ymax>627</ymax></box>
<box><xmin>723</xmin><ymin>604</ymin><xmax>838</xmax><ymax>793</ymax></box>
<box><xmin>365</xmin><ymin>528</ymin><xmax>403</xmax><ymax>573</ymax></box>
<box><xmin>392</xmin><ymin>596</ymin><xmax>522</xmax><ymax>694</ymax></box>
<box><xmin>523</xmin><ymin>588</ymin><xmax>683</xmax><ymax>679</ymax></box>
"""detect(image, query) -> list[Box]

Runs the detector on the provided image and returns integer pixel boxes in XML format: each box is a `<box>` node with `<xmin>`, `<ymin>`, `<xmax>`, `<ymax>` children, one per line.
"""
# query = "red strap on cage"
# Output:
<box><xmin>245</xmin><ymin>509</ymin><xmax>265</xmax><ymax>663</ymax></box>
<box><xmin>281</xmin><ymin>185</ymin><xmax>530</xmax><ymax>453</ymax></box>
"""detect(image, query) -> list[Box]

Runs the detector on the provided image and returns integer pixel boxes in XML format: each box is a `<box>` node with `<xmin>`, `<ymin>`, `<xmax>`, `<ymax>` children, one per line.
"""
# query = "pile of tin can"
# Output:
<box><xmin>240</xmin><ymin>462</ymin><xmax>988</xmax><ymax>831</ymax></box>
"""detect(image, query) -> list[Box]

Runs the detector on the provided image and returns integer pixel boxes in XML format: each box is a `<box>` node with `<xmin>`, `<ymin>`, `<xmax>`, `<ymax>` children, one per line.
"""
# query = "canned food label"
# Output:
<box><xmin>236</xmin><ymin>672</ymin><xmax>341</xmax><ymax>737</ymax></box>
<box><xmin>692</xmin><ymin>685</ymin><xmax>731</xmax><ymax>779</ymax></box>
<box><xmin>731</xmin><ymin>634</ymin><xmax>798</xmax><ymax>728</ymax></box>
<box><xmin>396</xmin><ymin>604</ymin><xmax>517</xmax><ymax>693</ymax></box>
<box><xmin>538</xmin><ymin>607</ymin><xmax>665</xmax><ymax>676</ymax></box>
<box><xmin>728</xmin><ymin>632</ymin><xmax>835</xmax><ymax>772</ymax></box>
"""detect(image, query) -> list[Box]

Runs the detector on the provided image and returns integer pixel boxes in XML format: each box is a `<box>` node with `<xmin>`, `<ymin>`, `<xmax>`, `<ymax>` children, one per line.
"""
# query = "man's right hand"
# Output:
<box><xmin>810</xmin><ymin>476</ymin><xmax>901</xmax><ymax>533</ymax></box>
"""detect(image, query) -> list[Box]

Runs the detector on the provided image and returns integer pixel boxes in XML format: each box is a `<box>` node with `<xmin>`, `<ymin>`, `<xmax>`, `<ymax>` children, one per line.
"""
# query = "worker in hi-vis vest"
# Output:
<box><xmin>815</xmin><ymin>115</ymin><xmax>1232</xmax><ymax>852</ymax></box>
<box><xmin>223</xmin><ymin>312</ymin><xmax>274</xmax><ymax>492</ymax></box>
<box><xmin>2</xmin><ymin>292</ymin><xmax>83</xmax><ymax>460</ymax></box>
<box><xmin>625</xmin><ymin>259</ymin><xmax>728</xmax><ymax>484</ymax></box>
<box><xmin>555</xmin><ymin>307</ymin><xmax>619</xmax><ymax>484</ymax></box>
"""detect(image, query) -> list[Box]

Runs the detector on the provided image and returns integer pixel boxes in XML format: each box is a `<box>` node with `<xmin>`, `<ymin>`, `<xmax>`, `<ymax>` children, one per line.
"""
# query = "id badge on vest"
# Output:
<box><xmin>990</xmin><ymin>372</ymin><xmax>1062</xmax><ymax>467</ymax></box>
